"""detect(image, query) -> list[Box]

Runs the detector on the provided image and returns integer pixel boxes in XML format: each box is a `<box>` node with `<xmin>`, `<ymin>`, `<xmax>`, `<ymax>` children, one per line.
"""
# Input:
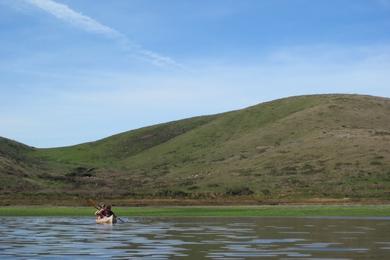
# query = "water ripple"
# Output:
<box><xmin>0</xmin><ymin>217</ymin><xmax>389</xmax><ymax>259</ymax></box>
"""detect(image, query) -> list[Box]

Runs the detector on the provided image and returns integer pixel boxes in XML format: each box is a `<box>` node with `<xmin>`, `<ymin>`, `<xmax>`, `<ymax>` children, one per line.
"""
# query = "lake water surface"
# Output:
<box><xmin>1</xmin><ymin>216</ymin><xmax>389</xmax><ymax>259</ymax></box>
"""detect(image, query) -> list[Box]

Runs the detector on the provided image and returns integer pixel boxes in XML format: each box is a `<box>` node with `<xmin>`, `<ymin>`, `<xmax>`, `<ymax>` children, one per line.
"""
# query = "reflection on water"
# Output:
<box><xmin>0</xmin><ymin>216</ymin><xmax>389</xmax><ymax>259</ymax></box>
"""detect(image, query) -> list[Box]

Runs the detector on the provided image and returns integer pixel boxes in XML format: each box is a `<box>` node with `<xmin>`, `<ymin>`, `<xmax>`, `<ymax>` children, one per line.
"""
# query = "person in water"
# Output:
<box><xmin>95</xmin><ymin>204</ymin><xmax>116</xmax><ymax>219</ymax></box>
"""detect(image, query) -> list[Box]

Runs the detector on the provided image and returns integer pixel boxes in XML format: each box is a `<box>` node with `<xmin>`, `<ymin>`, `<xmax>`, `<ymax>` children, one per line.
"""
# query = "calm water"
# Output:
<box><xmin>1</xmin><ymin>217</ymin><xmax>390</xmax><ymax>259</ymax></box>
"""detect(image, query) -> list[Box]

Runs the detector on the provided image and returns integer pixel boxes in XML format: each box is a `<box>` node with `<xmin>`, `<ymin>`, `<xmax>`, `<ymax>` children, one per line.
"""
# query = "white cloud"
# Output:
<box><xmin>23</xmin><ymin>0</ymin><xmax>184</xmax><ymax>69</ymax></box>
<box><xmin>25</xmin><ymin>0</ymin><xmax>119</xmax><ymax>36</ymax></box>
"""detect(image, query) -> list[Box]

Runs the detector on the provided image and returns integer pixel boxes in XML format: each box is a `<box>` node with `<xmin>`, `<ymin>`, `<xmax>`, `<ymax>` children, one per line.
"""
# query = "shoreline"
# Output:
<box><xmin>1</xmin><ymin>196</ymin><xmax>389</xmax><ymax>207</ymax></box>
<box><xmin>1</xmin><ymin>205</ymin><xmax>390</xmax><ymax>217</ymax></box>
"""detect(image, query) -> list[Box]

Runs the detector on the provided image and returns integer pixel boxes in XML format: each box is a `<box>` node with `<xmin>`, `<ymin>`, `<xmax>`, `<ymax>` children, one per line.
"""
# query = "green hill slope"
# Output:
<box><xmin>1</xmin><ymin>94</ymin><xmax>390</xmax><ymax>204</ymax></box>
<box><xmin>0</xmin><ymin>137</ymin><xmax>38</xmax><ymax>194</ymax></box>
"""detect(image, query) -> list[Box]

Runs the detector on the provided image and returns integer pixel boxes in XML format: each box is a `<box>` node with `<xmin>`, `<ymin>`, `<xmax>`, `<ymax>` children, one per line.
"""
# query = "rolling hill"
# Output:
<box><xmin>1</xmin><ymin>94</ymin><xmax>390</xmax><ymax>205</ymax></box>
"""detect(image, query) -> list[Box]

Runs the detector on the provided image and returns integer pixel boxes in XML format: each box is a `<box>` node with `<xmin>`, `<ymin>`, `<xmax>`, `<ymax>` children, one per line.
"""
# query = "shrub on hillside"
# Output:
<box><xmin>225</xmin><ymin>187</ymin><xmax>254</xmax><ymax>196</ymax></box>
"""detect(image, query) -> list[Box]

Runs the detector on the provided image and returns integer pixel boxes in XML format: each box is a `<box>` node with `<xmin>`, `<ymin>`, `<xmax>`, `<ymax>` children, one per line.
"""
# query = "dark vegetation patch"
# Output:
<box><xmin>66</xmin><ymin>167</ymin><xmax>96</xmax><ymax>177</ymax></box>
<box><xmin>225</xmin><ymin>187</ymin><xmax>254</xmax><ymax>196</ymax></box>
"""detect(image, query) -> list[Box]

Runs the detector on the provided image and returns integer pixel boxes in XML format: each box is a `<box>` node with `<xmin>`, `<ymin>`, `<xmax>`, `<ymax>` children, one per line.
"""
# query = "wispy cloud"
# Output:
<box><xmin>23</xmin><ymin>0</ymin><xmax>184</xmax><ymax>69</ymax></box>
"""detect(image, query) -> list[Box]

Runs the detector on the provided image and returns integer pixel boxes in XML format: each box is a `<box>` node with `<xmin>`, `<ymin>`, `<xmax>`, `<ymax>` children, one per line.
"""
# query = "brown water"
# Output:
<box><xmin>0</xmin><ymin>217</ymin><xmax>389</xmax><ymax>259</ymax></box>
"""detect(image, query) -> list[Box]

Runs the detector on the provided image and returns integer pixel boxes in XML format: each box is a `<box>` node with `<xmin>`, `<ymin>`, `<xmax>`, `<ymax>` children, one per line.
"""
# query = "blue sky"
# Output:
<box><xmin>1</xmin><ymin>0</ymin><xmax>390</xmax><ymax>147</ymax></box>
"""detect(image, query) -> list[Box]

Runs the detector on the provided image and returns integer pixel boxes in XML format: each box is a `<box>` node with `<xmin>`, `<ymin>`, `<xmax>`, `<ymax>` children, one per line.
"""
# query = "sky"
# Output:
<box><xmin>1</xmin><ymin>0</ymin><xmax>390</xmax><ymax>148</ymax></box>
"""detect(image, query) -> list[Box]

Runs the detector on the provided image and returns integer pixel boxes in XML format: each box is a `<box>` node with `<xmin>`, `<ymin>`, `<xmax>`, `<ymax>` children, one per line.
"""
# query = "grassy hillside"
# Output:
<box><xmin>0</xmin><ymin>137</ymin><xmax>39</xmax><ymax>193</ymax></box>
<box><xmin>1</xmin><ymin>94</ymin><xmax>390</xmax><ymax>205</ymax></box>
